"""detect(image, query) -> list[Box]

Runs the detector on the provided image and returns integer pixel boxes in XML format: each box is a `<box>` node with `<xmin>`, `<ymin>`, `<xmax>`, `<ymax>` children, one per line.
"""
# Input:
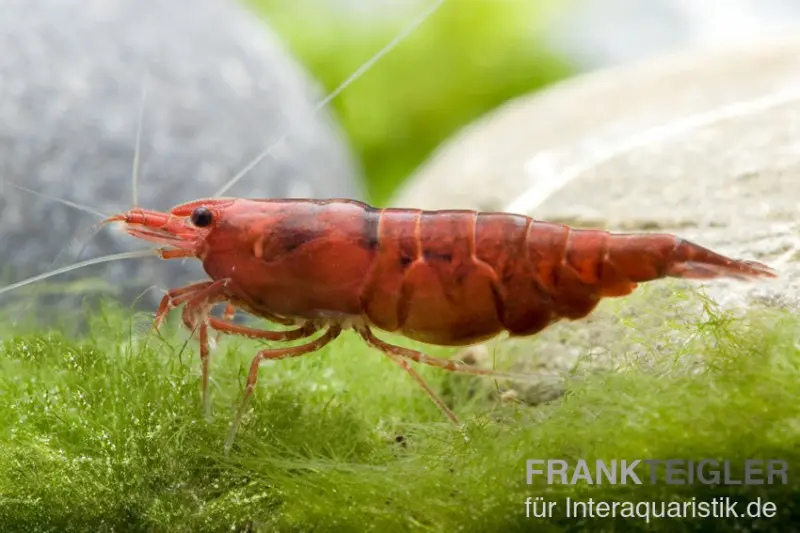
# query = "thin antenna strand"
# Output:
<box><xmin>212</xmin><ymin>0</ymin><xmax>448</xmax><ymax>198</ymax></box>
<box><xmin>5</xmin><ymin>219</ymin><xmax>111</xmax><ymax>317</ymax></box>
<box><xmin>132</xmin><ymin>79</ymin><xmax>149</xmax><ymax>208</ymax></box>
<box><xmin>11</xmin><ymin>183</ymin><xmax>109</xmax><ymax>219</ymax></box>
<box><xmin>0</xmin><ymin>249</ymin><xmax>155</xmax><ymax>299</ymax></box>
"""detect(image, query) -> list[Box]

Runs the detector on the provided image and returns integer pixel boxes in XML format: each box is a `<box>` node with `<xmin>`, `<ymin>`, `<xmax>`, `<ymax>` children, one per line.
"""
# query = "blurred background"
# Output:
<box><xmin>247</xmin><ymin>0</ymin><xmax>570</xmax><ymax>204</ymax></box>
<box><xmin>248</xmin><ymin>0</ymin><xmax>800</xmax><ymax>204</ymax></box>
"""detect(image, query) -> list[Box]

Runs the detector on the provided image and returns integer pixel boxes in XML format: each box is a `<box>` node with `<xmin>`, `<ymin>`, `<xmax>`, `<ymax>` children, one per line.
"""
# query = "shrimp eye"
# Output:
<box><xmin>190</xmin><ymin>206</ymin><xmax>213</xmax><ymax>227</ymax></box>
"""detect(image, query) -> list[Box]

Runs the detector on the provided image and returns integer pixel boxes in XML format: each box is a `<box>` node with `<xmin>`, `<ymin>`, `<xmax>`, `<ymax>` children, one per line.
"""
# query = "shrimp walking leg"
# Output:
<box><xmin>207</xmin><ymin>317</ymin><xmax>319</xmax><ymax>342</ymax></box>
<box><xmin>153</xmin><ymin>280</ymin><xmax>217</xmax><ymax>330</ymax></box>
<box><xmin>152</xmin><ymin>276</ymin><xmax>323</xmax><ymax>421</ymax></box>
<box><xmin>198</xmin><ymin>321</ymin><xmax>212</xmax><ymax>419</ymax></box>
<box><xmin>387</xmin><ymin>352</ymin><xmax>460</xmax><ymax>424</ymax></box>
<box><xmin>204</xmin><ymin>319</ymin><xmax>320</xmax><ymax>417</ymax></box>
<box><xmin>356</xmin><ymin>326</ymin><xmax>551</xmax><ymax>424</ymax></box>
<box><xmin>215</xmin><ymin>303</ymin><xmax>237</xmax><ymax>342</ymax></box>
<box><xmin>356</xmin><ymin>326</ymin><xmax>462</xmax><ymax>424</ymax></box>
<box><xmin>357</xmin><ymin>326</ymin><xmax>541</xmax><ymax>382</ymax></box>
<box><xmin>225</xmin><ymin>326</ymin><xmax>342</xmax><ymax>453</ymax></box>
<box><xmin>174</xmin><ymin>280</ymin><xmax>317</xmax><ymax>417</ymax></box>
<box><xmin>178</xmin><ymin>279</ymin><xmax>233</xmax><ymax>418</ymax></box>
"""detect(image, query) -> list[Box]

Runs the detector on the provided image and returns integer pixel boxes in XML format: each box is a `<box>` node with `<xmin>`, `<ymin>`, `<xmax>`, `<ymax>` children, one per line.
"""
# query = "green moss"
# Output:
<box><xmin>0</xmin><ymin>291</ymin><xmax>798</xmax><ymax>531</ymax></box>
<box><xmin>245</xmin><ymin>0</ymin><xmax>573</xmax><ymax>204</ymax></box>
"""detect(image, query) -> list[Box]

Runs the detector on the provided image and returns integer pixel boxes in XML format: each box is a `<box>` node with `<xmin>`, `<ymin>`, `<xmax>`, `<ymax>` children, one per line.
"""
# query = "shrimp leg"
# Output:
<box><xmin>205</xmin><ymin>317</ymin><xmax>320</xmax><ymax>417</ymax></box>
<box><xmin>154</xmin><ymin>279</ymin><xmax>299</xmax><ymax>331</ymax></box>
<box><xmin>197</xmin><ymin>314</ymin><xmax>319</xmax><ymax>420</ymax></box>
<box><xmin>357</xmin><ymin>326</ymin><xmax>539</xmax><ymax>382</ymax></box>
<box><xmin>385</xmin><ymin>352</ymin><xmax>460</xmax><ymax>424</ymax></box>
<box><xmin>215</xmin><ymin>303</ymin><xmax>237</xmax><ymax>342</ymax></box>
<box><xmin>178</xmin><ymin>280</ymin><xmax>233</xmax><ymax>418</ymax></box>
<box><xmin>154</xmin><ymin>280</ymin><xmax>217</xmax><ymax>330</ymax></box>
<box><xmin>357</xmin><ymin>325</ymin><xmax>547</xmax><ymax>423</ymax></box>
<box><xmin>207</xmin><ymin>317</ymin><xmax>319</xmax><ymax>342</ymax></box>
<box><xmin>355</xmin><ymin>326</ymin><xmax>462</xmax><ymax>423</ymax></box>
<box><xmin>175</xmin><ymin>280</ymin><xmax>319</xmax><ymax>418</ymax></box>
<box><xmin>225</xmin><ymin>325</ymin><xmax>342</xmax><ymax>453</ymax></box>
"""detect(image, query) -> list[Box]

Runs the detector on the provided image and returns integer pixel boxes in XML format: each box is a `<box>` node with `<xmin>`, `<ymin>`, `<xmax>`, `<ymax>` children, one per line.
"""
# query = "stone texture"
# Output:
<box><xmin>393</xmin><ymin>35</ymin><xmax>800</xmax><ymax>403</ymax></box>
<box><xmin>0</xmin><ymin>0</ymin><xmax>363</xmax><ymax>313</ymax></box>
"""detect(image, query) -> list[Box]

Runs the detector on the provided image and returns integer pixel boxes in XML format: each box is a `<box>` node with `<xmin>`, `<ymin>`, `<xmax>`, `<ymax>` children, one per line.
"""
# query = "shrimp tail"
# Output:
<box><xmin>604</xmin><ymin>233</ymin><xmax>776</xmax><ymax>290</ymax></box>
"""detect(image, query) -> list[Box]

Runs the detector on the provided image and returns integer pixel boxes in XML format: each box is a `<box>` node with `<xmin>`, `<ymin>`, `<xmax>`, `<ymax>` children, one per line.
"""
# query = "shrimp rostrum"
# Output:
<box><xmin>104</xmin><ymin>198</ymin><xmax>776</xmax><ymax>448</ymax></box>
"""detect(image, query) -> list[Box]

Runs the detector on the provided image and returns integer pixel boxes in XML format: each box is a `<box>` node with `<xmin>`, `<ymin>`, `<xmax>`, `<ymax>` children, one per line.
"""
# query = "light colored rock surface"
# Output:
<box><xmin>394</xmin><ymin>35</ymin><xmax>800</xmax><ymax>403</ymax></box>
<box><xmin>548</xmin><ymin>0</ymin><xmax>800</xmax><ymax>69</ymax></box>
<box><xmin>393</xmin><ymin>34</ymin><xmax>800</xmax><ymax>214</ymax></box>
<box><xmin>0</xmin><ymin>0</ymin><xmax>363</xmax><ymax>313</ymax></box>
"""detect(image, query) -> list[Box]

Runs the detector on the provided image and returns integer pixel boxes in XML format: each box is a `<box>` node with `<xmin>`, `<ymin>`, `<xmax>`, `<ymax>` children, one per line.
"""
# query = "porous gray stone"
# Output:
<box><xmin>393</xmin><ymin>35</ymin><xmax>800</xmax><ymax>403</ymax></box>
<box><xmin>0</xmin><ymin>0</ymin><xmax>363</xmax><ymax>314</ymax></box>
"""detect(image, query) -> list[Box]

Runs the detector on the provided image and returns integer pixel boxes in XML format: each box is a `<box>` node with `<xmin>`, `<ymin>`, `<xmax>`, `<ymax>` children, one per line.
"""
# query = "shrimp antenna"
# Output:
<box><xmin>0</xmin><ymin>249</ymin><xmax>155</xmax><ymax>300</ymax></box>
<box><xmin>132</xmin><ymin>77</ymin><xmax>149</xmax><ymax>208</ymax></box>
<box><xmin>212</xmin><ymin>0</ymin><xmax>448</xmax><ymax>198</ymax></box>
<box><xmin>10</xmin><ymin>183</ymin><xmax>109</xmax><ymax>219</ymax></box>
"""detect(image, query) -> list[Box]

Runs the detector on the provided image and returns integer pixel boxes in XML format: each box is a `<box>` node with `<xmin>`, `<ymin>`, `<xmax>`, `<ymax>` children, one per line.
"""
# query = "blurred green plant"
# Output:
<box><xmin>246</xmin><ymin>0</ymin><xmax>573</xmax><ymax>204</ymax></box>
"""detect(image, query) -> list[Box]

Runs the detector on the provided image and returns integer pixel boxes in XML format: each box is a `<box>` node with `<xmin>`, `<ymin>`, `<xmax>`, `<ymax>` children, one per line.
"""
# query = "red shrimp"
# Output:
<box><xmin>104</xmin><ymin>197</ymin><xmax>776</xmax><ymax>449</ymax></box>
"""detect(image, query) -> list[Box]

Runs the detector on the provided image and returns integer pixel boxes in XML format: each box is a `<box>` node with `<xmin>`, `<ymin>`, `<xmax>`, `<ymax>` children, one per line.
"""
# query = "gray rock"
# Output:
<box><xmin>0</xmin><ymin>0</ymin><xmax>363</xmax><ymax>316</ymax></box>
<box><xmin>393</xmin><ymin>35</ymin><xmax>800</xmax><ymax>403</ymax></box>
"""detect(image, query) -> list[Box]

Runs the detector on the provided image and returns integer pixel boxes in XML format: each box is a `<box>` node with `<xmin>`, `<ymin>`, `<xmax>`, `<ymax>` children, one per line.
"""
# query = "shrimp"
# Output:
<box><xmin>104</xmin><ymin>197</ymin><xmax>776</xmax><ymax>449</ymax></box>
